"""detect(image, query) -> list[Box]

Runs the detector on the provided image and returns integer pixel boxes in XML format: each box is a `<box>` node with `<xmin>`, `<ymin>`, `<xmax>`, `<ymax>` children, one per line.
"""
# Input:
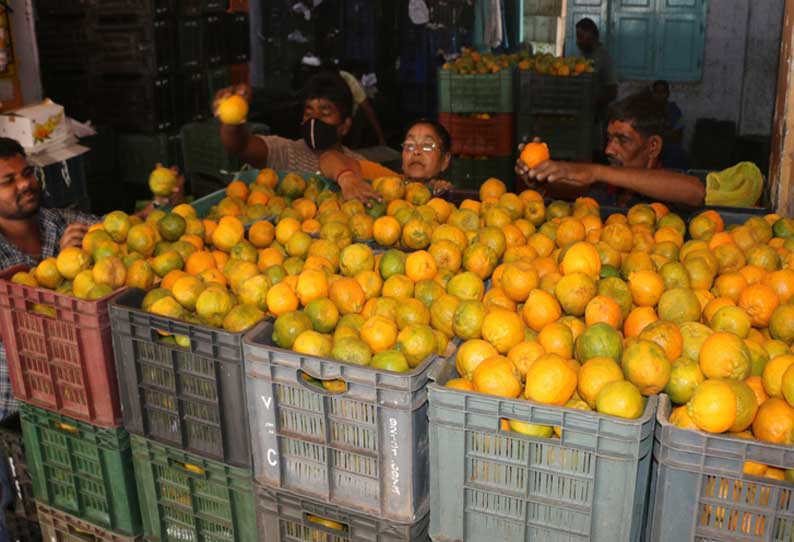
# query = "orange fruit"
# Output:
<box><xmin>577</xmin><ymin>357</ymin><xmax>624</xmax><ymax>407</ymax></box>
<box><xmin>584</xmin><ymin>295</ymin><xmax>623</xmax><ymax>328</ymax></box>
<box><xmin>396</xmin><ymin>324</ymin><xmax>436</xmax><ymax>367</ymax></box>
<box><xmin>745</xmin><ymin>375</ymin><xmax>770</xmax><ymax>406</ymax></box>
<box><xmin>295</xmin><ymin>269</ymin><xmax>329</xmax><ymax>305</ymax></box>
<box><xmin>699</xmin><ymin>332</ymin><xmax>752</xmax><ymax>381</ymax></box>
<box><xmin>481</xmin><ymin>309</ymin><xmax>525</xmax><ymax>354</ymax></box>
<box><xmin>452</xmin><ymin>300</ymin><xmax>487</xmax><ymax>340</ymax></box>
<box><xmin>161</xmin><ymin>269</ymin><xmax>188</xmax><ymax>290</ymax></box>
<box><xmin>538</xmin><ymin>322</ymin><xmax>574</xmax><ymax>359</ymax></box>
<box><xmin>524</xmin><ymin>354</ymin><xmax>578</xmax><ymax>406</ymax></box>
<box><xmin>595</xmin><ymin>380</ymin><xmax>644</xmax><ymax>419</ymax></box>
<box><xmin>709</xmin><ymin>306</ymin><xmax>752</xmax><ymax>338</ymax></box>
<box><xmin>560</xmin><ymin>241</ymin><xmax>601</xmax><ymax>278</ymax></box>
<box><xmin>185</xmin><ymin>251</ymin><xmax>216</xmax><ymax>276</ymax></box>
<box><xmin>519</xmin><ymin>142</ymin><xmax>550</xmax><ymax>168</ymax></box>
<box><xmin>554</xmin><ymin>272</ymin><xmax>597</xmax><ymax>316</ymax></box>
<box><xmin>520</xmin><ymin>289</ymin><xmax>561</xmax><ymax>332</ymax></box>
<box><xmin>639</xmin><ymin>321</ymin><xmax>683</xmax><ymax>361</ymax></box>
<box><xmin>479</xmin><ymin>178</ymin><xmax>507</xmax><ymax>200</ymax></box>
<box><xmin>329</xmin><ymin>277</ymin><xmax>366</xmax><ymax>314</ymax></box>
<box><xmin>628</xmin><ymin>270</ymin><xmax>665</xmax><ymax>307</ymax></box>
<box><xmin>752</xmin><ymin>398</ymin><xmax>794</xmax><ymax>444</ymax></box>
<box><xmin>430</xmin><ymin>295</ymin><xmax>460</xmax><ymax>337</ymax></box>
<box><xmin>762</xmin><ymin>355</ymin><xmax>794</xmax><ymax>397</ymax></box>
<box><xmin>703</xmin><ymin>297</ymin><xmax>736</xmax><ymax>324</ymax></box>
<box><xmin>688</xmin><ymin>380</ymin><xmax>737</xmax><ymax>433</ymax></box>
<box><xmin>212</xmin><ymin>216</ymin><xmax>244</xmax><ymax>252</ymax></box>
<box><xmin>428</xmin><ymin>240</ymin><xmax>462</xmax><ymax>273</ymax></box>
<box><xmin>622</xmin><ymin>339</ymin><xmax>671</xmax><ymax>395</ymax></box>
<box><xmin>125</xmin><ymin>260</ymin><xmax>155</xmax><ymax>290</ymax></box>
<box><xmin>171</xmin><ymin>275</ymin><xmax>206</xmax><ymax>311</ymax></box>
<box><xmin>266</xmin><ymin>282</ymin><xmax>299</xmax><ymax>316</ymax></box>
<box><xmin>373</xmin><ymin>216</ymin><xmax>401</xmax><ymax>246</ymax></box>
<box><xmin>507</xmin><ymin>341</ymin><xmax>545</xmax><ymax>378</ymax></box>
<box><xmin>665</xmin><ymin>357</ymin><xmax>705</xmax><ymax>405</ymax></box>
<box><xmin>713</xmin><ymin>273</ymin><xmax>748</xmax><ymax>302</ymax></box>
<box><xmin>555</xmin><ymin>218</ymin><xmax>586</xmax><ymax>247</ymax></box>
<box><xmin>737</xmin><ymin>283</ymin><xmax>779</xmax><ymax>328</ymax></box>
<box><xmin>575</xmin><ymin>322</ymin><xmax>622</xmax><ymax>363</ymax></box>
<box><xmin>726</xmin><ymin>380</ymin><xmax>759</xmax><ymax>433</ymax></box>
<box><xmin>405</xmin><ymin>250</ymin><xmax>438</xmax><ymax>282</ymax></box>
<box><xmin>500</xmin><ymin>261</ymin><xmax>538</xmax><ymax>302</ymax></box>
<box><xmin>456</xmin><ymin>339</ymin><xmax>499</xmax><ymax>380</ymax></box>
<box><xmin>360</xmin><ymin>315</ymin><xmax>399</xmax><ymax>353</ymax></box>
<box><xmin>763</xmin><ymin>269</ymin><xmax>794</xmax><ymax>304</ymax></box>
<box><xmin>445</xmin><ymin>378</ymin><xmax>474</xmax><ymax>391</ymax></box>
<box><xmin>472</xmin><ymin>355</ymin><xmax>522</xmax><ymax>398</ymax></box>
<box><xmin>401</xmin><ymin>219</ymin><xmax>433</xmax><ymax>250</ymax></box>
<box><xmin>657</xmin><ymin>287</ymin><xmax>702</xmax><ymax>324</ymax></box>
<box><xmin>623</xmin><ymin>307</ymin><xmax>658</xmax><ymax>338</ymax></box>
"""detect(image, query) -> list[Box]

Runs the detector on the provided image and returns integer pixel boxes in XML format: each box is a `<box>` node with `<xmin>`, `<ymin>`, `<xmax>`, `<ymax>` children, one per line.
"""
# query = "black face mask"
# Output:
<box><xmin>302</xmin><ymin>117</ymin><xmax>340</xmax><ymax>151</ymax></box>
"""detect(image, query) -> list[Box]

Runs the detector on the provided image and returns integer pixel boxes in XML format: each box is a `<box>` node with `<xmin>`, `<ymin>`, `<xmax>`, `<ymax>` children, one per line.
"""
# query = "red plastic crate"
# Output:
<box><xmin>227</xmin><ymin>0</ymin><xmax>248</xmax><ymax>12</ymax></box>
<box><xmin>0</xmin><ymin>265</ymin><xmax>123</xmax><ymax>427</ymax></box>
<box><xmin>438</xmin><ymin>113</ymin><xmax>515</xmax><ymax>156</ymax></box>
<box><xmin>230</xmin><ymin>62</ymin><xmax>249</xmax><ymax>86</ymax></box>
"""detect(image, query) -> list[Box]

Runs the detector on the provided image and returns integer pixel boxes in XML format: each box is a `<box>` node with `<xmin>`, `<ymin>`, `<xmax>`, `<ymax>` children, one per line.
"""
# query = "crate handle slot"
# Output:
<box><xmin>499</xmin><ymin>417</ymin><xmax>555</xmax><ymax>437</ymax></box>
<box><xmin>305</xmin><ymin>513</ymin><xmax>349</xmax><ymax>534</ymax></box>
<box><xmin>298</xmin><ymin>370</ymin><xmax>347</xmax><ymax>395</ymax></box>
<box><xmin>28</xmin><ymin>302</ymin><xmax>56</xmax><ymax>318</ymax></box>
<box><xmin>55</xmin><ymin>422</ymin><xmax>79</xmax><ymax>434</ymax></box>
<box><xmin>67</xmin><ymin>524</ymin><xmax>98</xmax><ymax>541</ymax></box>
<box><xmin>168</xmin><ymin>458</ymin><xmax>208</xmax><ymax>478</ymax></box>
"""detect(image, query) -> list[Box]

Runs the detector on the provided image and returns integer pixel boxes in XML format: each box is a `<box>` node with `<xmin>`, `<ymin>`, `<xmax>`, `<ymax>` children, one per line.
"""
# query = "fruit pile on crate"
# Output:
<box><xmin>3</xmin><ymin>157</ymin><xmax>794</xmax><ymax>542</ymax></box>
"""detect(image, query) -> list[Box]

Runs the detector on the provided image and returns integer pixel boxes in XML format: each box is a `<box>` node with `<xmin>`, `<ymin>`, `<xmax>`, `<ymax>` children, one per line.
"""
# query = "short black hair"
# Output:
<box><xmin>0</xmin><ymin>137</ymin><xmax>25</xmax><ymax>160</ymax></box>
<box><xmin>576</xmin><ymin>18</ymin><xmax>599</xmax><ymax>39</ymax></box>
<box><xmin>653</xmin><ymin>80</ymin><xmax>670</xmax><ymax>94</ymax></box>
<box><xmin>608</xmin><ymin>91</ymin><xmax>667</xmax><ymax>139</ymax></box>
<box><xmin>408</xmin><ymin>119</ymin><xmax>452</xmax><ymax>153</ymax></box>
<box><xmin>302</xmin><ymin>71</ymin><xmax>354</xmax><ymax>120</ymax></box>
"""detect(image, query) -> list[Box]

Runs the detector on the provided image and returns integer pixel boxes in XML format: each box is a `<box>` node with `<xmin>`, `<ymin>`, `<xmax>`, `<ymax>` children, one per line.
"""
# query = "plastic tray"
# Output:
<box><xmin>428</xmin><ymin>355</ymin><xmax>657</xmax><ymax>542</ymax></box>
<box><xmin>516</xmin><ymin>113</ymin><xmax>594</xmax><ymax>162</ymax></box>
<box><xmin>516</xmin><ymin>71</ymin><xmax>594</xmax><ymax>115</ymax></box>
<box><xmin>242</xmin><ymin>322</ymin><xmax>456</xmax><ymax>523</ymax></box>
<box><xmin>131</xmin><ymin>435</ymin><xmax>256</xmax><ymax>542</ymax></box>
<box><xmin>19</xmin><ymin>404</ymin><xmax>141</xmax><ymax>535</ymax></box>
<box><xmin>437</xmin><ymin>68</ymin><xmax>514</xmax><ymax>114</ymax></box>
<box><xmin>0</xmin><ymin>422</ymin><xmax>35</xmax><ymax>521</ymax></box>
<box><xmin>446</xmin><ymin>155</ymin><xmax>515</xmax><ymax>191</ymax></box>
<box><xmin>256</xmin><ymin>484</ymin><xmax>430</xmax><ymax>542</ymax></box>
<box><xmin>647</xmin><ymin>394</ymin><xmax>794</xmax><ymax>542</ymax></box>
<box><xmin>439</xmin><ymin>113</ymin><xmax>515</xmax><ymax>157</ymax></box>
<box><xmin>0</xmin><ymin>265</ymin><xmax>123</xmax><ymax>427</ymax></box>
<box><xmin>37</xmin><ymin>502</ymin><xmax>143</xmax><ymax>542</ymax></box>
<box><xmin>110</xmin><ymin>288</ymin><xmax>261</xmax><ymax>468</ymax></box>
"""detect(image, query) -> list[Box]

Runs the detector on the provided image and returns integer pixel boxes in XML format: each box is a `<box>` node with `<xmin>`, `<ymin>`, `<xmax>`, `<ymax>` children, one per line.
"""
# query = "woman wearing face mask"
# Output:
<box><xmin>319</xmin><ymin>120</ymin><xmax>454</xmax><ymax>203</ymax></box>
<box><xmin>215</xmin><ymin>73</ymin><xmax>379</xmax><ymax>201</ymax></box>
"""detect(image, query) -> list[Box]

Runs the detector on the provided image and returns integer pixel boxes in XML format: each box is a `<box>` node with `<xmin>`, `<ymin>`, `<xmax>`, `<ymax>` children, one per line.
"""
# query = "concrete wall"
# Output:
<box><xmin>10</xmin><ymin>0</ymin><xmax>41</xmax><ymax>104</ymax></box>
<box><xmin>620</xmin><ymin>0</ymin><xmax>784</xmax><ymax>147</ymax></box>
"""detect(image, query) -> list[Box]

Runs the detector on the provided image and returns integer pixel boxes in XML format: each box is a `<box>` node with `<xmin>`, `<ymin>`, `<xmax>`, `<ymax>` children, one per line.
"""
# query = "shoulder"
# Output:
<box><xmin>257</xmin><ymin>134</ymin><xmax>300</xmax><ymax>149</ymax></box>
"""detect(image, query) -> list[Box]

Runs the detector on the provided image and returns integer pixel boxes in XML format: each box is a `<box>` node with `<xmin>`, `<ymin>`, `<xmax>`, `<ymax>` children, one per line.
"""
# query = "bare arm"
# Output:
<box><xmin>528</xmin><ymin>160</ymin><xmax>705</xmax><ymax>206</ymax></box>
<box><xmin>359</xmin><ymin>99</ymin><xmax>386</xmax><ymax>145</ymax></box>
<box><xmin>214</xmin><ymin>84</ymin><xmax>270</xmax><ymax>168</ymax></box>
<box><xmin>318</xmin><ymin>150</ymin><xmax>381</xmax><ymax>203</ymax></box>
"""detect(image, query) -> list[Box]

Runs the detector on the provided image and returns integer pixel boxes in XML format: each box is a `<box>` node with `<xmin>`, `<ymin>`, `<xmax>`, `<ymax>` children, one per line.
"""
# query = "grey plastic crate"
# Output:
<box><xmin>256</xmin><ymin>484</ymin><xmax>430</xmax><ymax>542</ymax></box>
<box><xmin>428</xmin><ymin>354</ymin><xmax>657</xmax><ymax>542</ymax></box>
<box><xmin>242</xmin><ymin>322</ymin><xmax>457</xmax><ymax>523</ymax></box>
<box><xmin>110</xmin><ymin>289</ymin><xmax>266</xmax><ymax>469</ymax></box>
<box><xmin>647</xmin><ymin>394</ymin><xmax>794</xmax><ymax>542</ymax></box>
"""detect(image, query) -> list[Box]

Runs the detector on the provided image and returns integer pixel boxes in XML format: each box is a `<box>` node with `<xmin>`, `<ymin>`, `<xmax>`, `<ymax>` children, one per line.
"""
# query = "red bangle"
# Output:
<box><xmin>336</xmin><ymin>169</ymin><xmax>355</xmax><ymax>183</ymax></box>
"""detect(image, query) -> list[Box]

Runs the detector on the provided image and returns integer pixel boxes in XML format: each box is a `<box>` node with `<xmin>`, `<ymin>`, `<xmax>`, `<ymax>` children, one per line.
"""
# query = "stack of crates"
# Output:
<box><xmin>262</xmin><ymin>0</ymin><xmax>315</xmax><ymax>94</ymax></box>
<box><xmin>515</xmin><ymin>69</ymin><xmax>595</xmax><ymax>162</ymax></box>
<box><xmin>108</xmin><ymin>288</ymin><xmax>258</xmax><ymax>542</ymax></box>
<box><xmin>242</xmin><ymin>318</ymin><xmax>458</xmax><ymax>541</ymax></box>
<box><xmin>0</xmin><ymin>417</ymin><xmax>39</xmax><ymax>542</ymax></box>
<box><xmin>437</xmin><ymin>66</ymin><xmax>515</xmax><ymax>190</ymax></box>
<box><xmin>0</xmin><ymin>265</ymin><xmax>143</xmax><ymax>542</ymax></box>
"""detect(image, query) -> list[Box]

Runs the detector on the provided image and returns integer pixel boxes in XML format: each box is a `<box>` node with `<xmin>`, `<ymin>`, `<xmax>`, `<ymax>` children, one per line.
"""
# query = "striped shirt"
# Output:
<box><xmin>258</xmin><ymin>135</ymin><xmax>364</xmax><ymax>175</ymax></box>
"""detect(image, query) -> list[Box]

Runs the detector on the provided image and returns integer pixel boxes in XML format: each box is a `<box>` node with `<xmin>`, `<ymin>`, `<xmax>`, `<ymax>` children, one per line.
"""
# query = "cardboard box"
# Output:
<box><xmin>0</xmin><ymin>100</ymin><xmax>67</xmax><ymax>153</ymax></box>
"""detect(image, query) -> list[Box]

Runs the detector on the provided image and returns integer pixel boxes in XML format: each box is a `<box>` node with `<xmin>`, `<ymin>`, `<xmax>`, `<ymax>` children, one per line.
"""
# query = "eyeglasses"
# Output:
<box><xmin>401</xmin><ymin>142</ymin><xmax>438</xmax><ymax>154</ymax></box>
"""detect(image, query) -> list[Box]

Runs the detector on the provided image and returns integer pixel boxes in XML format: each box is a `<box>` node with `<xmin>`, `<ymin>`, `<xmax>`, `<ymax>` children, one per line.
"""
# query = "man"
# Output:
<box><xmin>215</xmin><ymin>71</ymin><xmax>379</xmax><ymax>201</ymax></box>
<box><xmin>516</xmin><ymin>92</ymin><xmax>705</xmax><ymax>206</ymax></box>
<box><xmin>575</xmin><ymin>18</ymin><xmax>618</xmax><ymax>157</ymax></box>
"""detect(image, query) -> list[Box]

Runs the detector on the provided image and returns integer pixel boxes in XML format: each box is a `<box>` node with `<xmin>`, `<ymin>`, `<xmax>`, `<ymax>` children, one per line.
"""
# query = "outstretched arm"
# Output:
<box><xmin>214</xmin><ymin>84</ymin><xmax>270</xmax><ymax>168</ymax></box>
<box><xmin>526</xmin><ymin>160</ymin><xmax>705</xmax><ymax>206</ymax></box>
<box><xmin>318</xmin><ymin>150</ymin><xmax>382</xmax><ymax>203</ymax></box>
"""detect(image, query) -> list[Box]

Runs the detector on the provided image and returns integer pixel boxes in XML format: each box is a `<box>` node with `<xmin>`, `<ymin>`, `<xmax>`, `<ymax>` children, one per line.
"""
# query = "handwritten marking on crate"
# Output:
<box><xmin>262</xmin><ymin>394</ymin><xmax>278</xmax><ymax>467</ymax></box>
<box><xmin>389</xmin><ymin>417</ymin><xmax>400</xmax><ymax>496</ymax></box>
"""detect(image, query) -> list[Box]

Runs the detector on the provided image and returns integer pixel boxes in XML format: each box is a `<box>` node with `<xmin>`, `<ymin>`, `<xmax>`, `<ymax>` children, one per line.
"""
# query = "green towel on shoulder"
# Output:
<box><xmin>704</xmin><ymin>162</ymin><xmax>764</xmax><ymax>207</ymax></box>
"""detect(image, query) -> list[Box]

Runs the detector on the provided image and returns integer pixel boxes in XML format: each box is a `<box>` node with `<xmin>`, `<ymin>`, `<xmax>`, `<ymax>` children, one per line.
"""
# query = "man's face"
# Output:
<box><xmin>605</xmin><ymin>120</ymin><xmax>654</xmax><ymax>168</ymax></box>
<box><xmin>302</xmin><ymin>97</ymin><xmax>349</xmax><ymax>138</ymax></box>
<box><xmin>576</xmin><ymin>28</ymin><xmax>596</xmax><ymax>53</ymax></box>
<box><xmin>0</xmin><ymin>155</ymin><xmax>40</xmax><ymax>219</ymax></box>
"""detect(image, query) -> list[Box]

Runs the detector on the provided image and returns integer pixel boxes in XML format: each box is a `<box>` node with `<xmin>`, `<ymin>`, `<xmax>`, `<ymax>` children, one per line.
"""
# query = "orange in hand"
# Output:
<box><xmin>520</xmin><ymin>142</ymin><xmax>551</xmax><ymax>168</ymax></box>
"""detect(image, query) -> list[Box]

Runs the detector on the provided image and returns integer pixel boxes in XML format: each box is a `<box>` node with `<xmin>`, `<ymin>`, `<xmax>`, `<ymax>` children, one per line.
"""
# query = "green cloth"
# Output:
<box><xmin>704</xmin><ymin>162</ymin><xmax>764</xmax><ymax>207</ymax></box>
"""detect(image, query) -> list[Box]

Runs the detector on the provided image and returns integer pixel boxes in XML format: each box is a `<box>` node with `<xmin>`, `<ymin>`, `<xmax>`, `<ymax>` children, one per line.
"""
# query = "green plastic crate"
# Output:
<box><xmin>428</xmin><ymin>356</ymin><xmax>657</xmax><ymax>542</ymax></box>
<box><xmin>189</xmin><ymin>169</ymin><xmax>331</xmax><ymax>218</ymax></box>
<box><xmin>647</xmin><ymin>394</ymin><xmax>794</xmax><ymax>542</ymax></box>
<box><xmin>37</xmin><ymin>502</ymin><xmax>143</xmax><ymax>542</ymax></box>
<box><xmin>437</xmin><ymin>69</ymin><xmax>514</xmax><ymax>113</ymax></box>
<box><xmin>516</xmin><ymin>113</ymin><xmax>593</xmax><ymax>162</ymax></box>
<box><xmin>19</xmin><ymin>404</ymin><xmax>141</xmax><ymax>536</ymax></box>
<box><xmin>180</xmin><ymin>120</ymin><xmax>269</xmax><ymax>182</ymax></box>
<box><xmin>131</xmin><ymin>435</ymin><xmax>256</xmax><ymax>542</ymax></box>
<box><xmin>117</xmin><ymin>132</ymin><xmax>182</xmax><ymax>186</ymax></box>
<box><xmin>446</xmin><ymin>156</ymin><xmax>515</xmax><ymax>191</ymax></box>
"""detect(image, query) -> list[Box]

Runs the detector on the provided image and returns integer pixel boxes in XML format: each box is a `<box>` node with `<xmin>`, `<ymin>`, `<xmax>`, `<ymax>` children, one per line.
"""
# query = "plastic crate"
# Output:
<box><xmin>177</xmin><ymin>18</ymin><xmax>202</xmax><ymax>71</ymax></box>
<box><xmin>5</xmin><ymin>513</ymin><xmax>42</xmax><ymax>542</ymax></box>
<box><xmin>439</xmin><ymin>113</ymin><xmax>515</xmax><ymax>156</ymax></box>
<box><xmin>229</xmin><ymin>62</ymin><xmax>249</xmax><ymax>86</ymax></box>
<box><xmin>177</xmin><ymin>0</ymin><xmax>225</xmax><ymax>16</ymax></box>
<box><xmin>0</xmin><ymin>266</ymin><xmax>123</xmax><ymax>427</ymax></box>
<box><xmin>647</xmin><ymin>394</ymin><xmax>794</xmax><ymax>542</ymax></box>
<box><xmin>516</xmin><ymin>113</ymin><xmax>594</xmax><ymax>162</ymax></box>
<box><xmin>117</xmin><ymin>131</ymin><xmax>182</xmax><ymax>186</ymax></box>
<box><xmin>206</xmin><ymin>66</ymin><xmax>231</xmax><ymax>102</ymax></box>
<box><xmin>92</xmin><ymin>72</ymin><xmax>176</xmax><ymax>133</ymax></box>
<box><xmin>177</xmin><ymin>71</ymin><xmax>210</xmax><ymax>124</ymax></box>
<box><xmin>516</xmin><ymin>71</ymin><xmax>594</xmax><ymax>115</ymax></box>
<box><xmin>202</xmin><ymin>14</ymin><xmax>225</xmax><ymax>67</ymax></box>
<box><xmin>92</xmin><ymin>17</ymin><xmax>176</xmax><ymax>75</ymax></box>
<box><xmin>224</xmin><ymin>13</ymin><xmax>250</xmax><ymax>64</ymax></box>
<box><xmin>35</xmin><ymin>0</ymin><xmax>174</xmax><ymax>17</ymax></box>
<box><xmin>227</xmin><ymin>0</ymin><xmax>248</xmax><ymax>12</ymax></box>
<box><xmin>36</xmin><ymin>502</ymin><xmax>142</xmax><ymax>542</ymax></box>
<box><xmin>446</xmin><ymin>155</ymin><xmax>515</xmax><ymax>191</ymax></box>
<box><xmin>256</xmin><ymin>485</ymin><xmax>430</xmax><ymax>542</ymax></box>
<box><xmin>0</xmin><ymin>423</ymin><xmax>36</xmax><ymax>521</ymax></box>
<box><xmin>33</xmin><ymin>0</ymin><xmax>86</xmax><ymax>16</ymax></box>
<box><xmin>110</xmin><ymin>288</ymin><xmax>261</xmax><ymax>468</ymax></box>
<box><xmin>131</xmin><ymin>435</ymin><xmax>256</xmax><ymax>542</ymax></box>
<box><xmin>36</xmin><ymin>17</ymin><xmax>93</xmax><ymax>75</ymax></box>
<box><xmin>437</xmin><ymin>68</ymin><xmax>514</xmax><ymax>113</ymax></box>
<box><xmin>242</xmin><ymin>322</ymin><xmax>457</xmax><ymax>523</ymax></box>
<box><xmin>19</xmin><ymin>404</ymin><xmax>141</xmax><ymax>535</ymax></box>
<box><xmin>428</xmin><ymin>355</ymin><xmax>657</xmax><ymax>542</ymax></box>
<box><xmin>180</xmin><ymin>119</ymin><xmax>268</xmax><ymax>181</ymax></box>
<box><xmin>38</xmin><ymin>154</ymin><xmax>90</xmax><ymax>210</ymax></box>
